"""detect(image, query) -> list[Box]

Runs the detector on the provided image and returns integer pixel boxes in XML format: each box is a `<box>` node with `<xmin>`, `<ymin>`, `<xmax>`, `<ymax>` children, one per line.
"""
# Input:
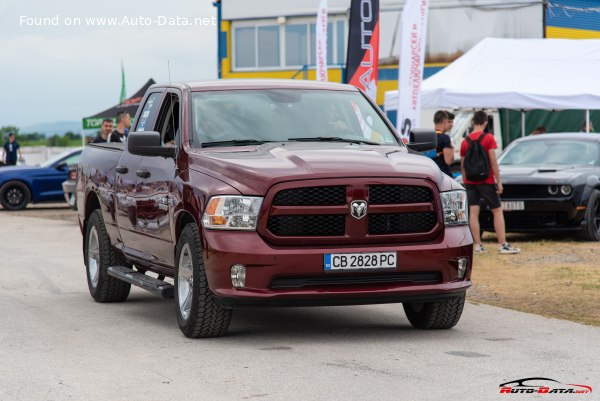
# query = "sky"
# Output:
<box><xmin>0</xmin><ymin>0</ymin><xmax>218</xmax><ymax>128</ymax></box>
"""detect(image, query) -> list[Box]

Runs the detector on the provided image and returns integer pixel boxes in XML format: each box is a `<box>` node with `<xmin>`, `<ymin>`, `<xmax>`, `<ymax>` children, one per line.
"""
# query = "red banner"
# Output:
<box><xmin>345</xmin><ymin>0</ymin><xmax>379</xmax><ymax>101</ymax></box>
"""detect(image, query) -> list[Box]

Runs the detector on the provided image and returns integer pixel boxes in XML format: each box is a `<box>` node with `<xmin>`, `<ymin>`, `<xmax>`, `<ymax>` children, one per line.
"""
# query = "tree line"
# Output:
<box><xmin>0</xmin><ymin>125</ymin><xmax>85</xmax><ymax>146</ymax></box>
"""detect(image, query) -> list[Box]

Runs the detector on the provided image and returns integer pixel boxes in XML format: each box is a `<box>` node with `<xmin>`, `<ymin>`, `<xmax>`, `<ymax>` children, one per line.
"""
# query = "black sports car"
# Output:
<box><xmin>476</xmin><ymin>133</ymin><xmax>600</xmax><ymax>240</ymax></box>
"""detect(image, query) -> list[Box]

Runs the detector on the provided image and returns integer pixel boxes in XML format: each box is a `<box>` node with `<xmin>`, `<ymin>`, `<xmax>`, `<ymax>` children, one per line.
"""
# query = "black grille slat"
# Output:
<box><xmin>273</xmin><ymin>186</ymin><xmax>346</xmax><ymax>206</ymax></box>
<box><xmin>271</xmin><ymin>272</ymin><xmax>442</xmax><ymax>289</ymax></box>
<box><xmin>267</xmin><ymin>215</ymin><xmax>345</xmax><ymax>236</ymax></box>
<box><xmin>369</xmin><ymin>185</ymin><xmax>433</xmax><ymax>204</ymax></box>
<box><xmin>369</xmin><ymin>212</ymin><xmax>437</xmax><ymax>235</ymax></box>
<box><xmin>501</xmin><ymin>185</ymin><xmax>550</xmax><ymax>199</ymax></box>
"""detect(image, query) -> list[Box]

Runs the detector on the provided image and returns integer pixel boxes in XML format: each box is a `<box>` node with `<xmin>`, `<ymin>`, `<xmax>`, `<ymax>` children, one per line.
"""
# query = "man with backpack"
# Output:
<box><xmin>460</xmin><ymin>111</ymin><xmax>520</xmax><ymax>254</ymax></box>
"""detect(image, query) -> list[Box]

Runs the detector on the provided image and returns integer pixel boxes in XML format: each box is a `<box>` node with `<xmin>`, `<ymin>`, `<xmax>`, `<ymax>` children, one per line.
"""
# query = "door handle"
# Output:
<box><xmin>136</xmin><ymin>170</ymin><xmax>151</xmax><ymax>179</ymax></box>
<box><xmin>115</xmin><ymin>166</ymin><xmax>128</xmax><ymax>174</ymax></box>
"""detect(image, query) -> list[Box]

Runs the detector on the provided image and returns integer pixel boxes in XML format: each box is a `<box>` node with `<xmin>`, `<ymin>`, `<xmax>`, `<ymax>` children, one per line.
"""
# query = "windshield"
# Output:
<box><xmin>40</xmin><ymin>150</ymin><xmax>80</xmax><ymax>168</ymax></box>
<box><xmin>191</xmin><ymin>89</ymin><xmax>399</xmax><ymax>147</ymax></box>
<box><xmin>499</xmin><ymin>139</ymin><xmax>600</xmax><ymax>166</ymax></box>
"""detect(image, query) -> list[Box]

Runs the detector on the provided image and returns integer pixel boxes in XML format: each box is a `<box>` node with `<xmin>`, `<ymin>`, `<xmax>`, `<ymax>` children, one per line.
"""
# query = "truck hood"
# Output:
<box><xmin>499</xmin><ymin>164</ymin><xmax>595</xmax><ymax>184</ymax></box>
<box><xmin>188</xmin><ymin>142</ymin><xmax>454</xmax><ymax>195</ymax></box>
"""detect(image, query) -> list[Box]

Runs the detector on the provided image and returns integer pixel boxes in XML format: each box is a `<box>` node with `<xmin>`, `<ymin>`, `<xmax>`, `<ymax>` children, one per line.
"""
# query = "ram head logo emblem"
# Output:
<box><xmin>350</xmin><ymin>200</ymin><xmax>367</xmax><ymax>219</ymax></box>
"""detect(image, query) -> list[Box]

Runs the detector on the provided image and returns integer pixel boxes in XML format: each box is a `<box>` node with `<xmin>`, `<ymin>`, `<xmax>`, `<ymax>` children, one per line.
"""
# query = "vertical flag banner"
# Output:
<box><xmin>396</xmin><ymin>0</ymin><xmax>430</xmax><ymax>142</ymax></box>
<box><xmin>316</xmin><ymin>0</ymin><xmax>328</xmax><ymax>82</ymax></box>
<box><xmin>120</xmin><ymin>60</ymin><xmax>127</xmax><ymax>104</ymax></box>
<box><xmin>345</xmin><ymin>0</ymin><xmax>380</xmax><ymax>101</ymax></box>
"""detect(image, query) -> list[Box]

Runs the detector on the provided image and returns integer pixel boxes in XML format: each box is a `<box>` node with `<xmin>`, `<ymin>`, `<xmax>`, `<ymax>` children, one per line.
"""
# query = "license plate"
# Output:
<box><xmin>502</xmin><ymin>201</ymin><xmax>524</xmax><ymax>211</ymax></box>
<box><xmin>324</xmin><ymin>252</ymin><xmax>397</xmax><ymax>271</ymax></box>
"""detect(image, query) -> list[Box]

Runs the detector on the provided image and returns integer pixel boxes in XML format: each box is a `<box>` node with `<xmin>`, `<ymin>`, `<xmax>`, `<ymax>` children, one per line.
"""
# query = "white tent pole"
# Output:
<box><xmin>586</xmin><ymin>109</ymin><xmax>590</xmax><ymax>133</ymax></box>
<box><xmin>521</xmin><ymin>110</ymin><xmax>526</xmax><ymax>137</ymax></box>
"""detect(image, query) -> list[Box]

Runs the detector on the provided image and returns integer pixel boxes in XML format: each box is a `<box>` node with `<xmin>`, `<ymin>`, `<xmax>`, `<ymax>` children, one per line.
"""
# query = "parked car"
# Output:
<box><xmin>0</xmin><ymin>148</ymin><xmax>82</xmax><ymax>210</ymax></box>
<box><xmin>77</xmin><ymin>79</ymin><xmax>473</xmax><ymax>338</ymax></box>
<box><xmin>476</xmin><ymin>133</ymin><xmax>600</xmax><ymax>240</ymax></box>
<box><xmin>62</xmin><ymin>166</ymin><xmax>78</xmax><ymax>210</ymax></box>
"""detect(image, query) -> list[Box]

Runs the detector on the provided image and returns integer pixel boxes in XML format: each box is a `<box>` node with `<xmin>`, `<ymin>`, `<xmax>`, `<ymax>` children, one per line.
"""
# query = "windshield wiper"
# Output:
<box><xmin>201</xmin><ymin>139</ymin><xmax>271</xmax><ymax>148</ymax></box>
<box><xmin>288</xmin><ymin>136</ymin><xmax>381</xmax><ymax>145</ymax></box>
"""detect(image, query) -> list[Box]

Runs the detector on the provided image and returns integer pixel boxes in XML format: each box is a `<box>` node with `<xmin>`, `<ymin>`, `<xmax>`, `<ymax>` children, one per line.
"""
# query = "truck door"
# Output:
<box><xmin>134</xmin><ymin>91</ymin><xmax>180</xmax><ymax>267</ymax></box>
<box><xmin>114</xmin><ymin>91</ymin><xmax>164</xmax><ymax>256</ymax></box>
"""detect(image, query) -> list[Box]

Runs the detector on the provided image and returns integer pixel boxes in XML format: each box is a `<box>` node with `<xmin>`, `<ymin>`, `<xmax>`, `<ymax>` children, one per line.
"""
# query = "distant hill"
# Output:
<box><xmin>20</xmin><ymin>121</ymin><xmax>82</xmax><ymax>136</ymax></box>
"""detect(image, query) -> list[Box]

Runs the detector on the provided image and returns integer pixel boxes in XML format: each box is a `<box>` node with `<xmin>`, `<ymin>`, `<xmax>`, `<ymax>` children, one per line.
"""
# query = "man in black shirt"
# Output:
<box><xmin>432</xmin><ymin>110</ymin><xmax>454</xmax><ymax>177</ymax></box>
<box><xmin>91</xmin><ymin>119</ymin><xmax>114</xmax><ymax>143</ymax></box>
<box><xmin>108</xmin><ymin>111</ymin><xmax>131</xmax><ymax>143</ymax></box>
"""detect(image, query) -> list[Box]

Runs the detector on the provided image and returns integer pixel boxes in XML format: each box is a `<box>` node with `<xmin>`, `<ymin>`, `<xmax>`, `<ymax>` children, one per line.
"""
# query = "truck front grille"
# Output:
<box><xmin>262</xmin><ymin>180</ymin><xmax>441</xmax><ymax>243</ymax></box>
<box><xmin>368</xmin><ymin>212</ymin><xmax>437</xmax><ymax>235</ymax></box>
<box><xmin>369</xmin><ymin>185</ymin><xmax>433</xmax><ymax>204</ymax></box>
<box><xmin>267</xmin><ymin>215</ymin><xmax>345</xmax><ymax>236</ymax></box>
<box><xmin>273</xmin><ymin>186</ymin><xmax>346</xmax><ymax>206</ymax></box>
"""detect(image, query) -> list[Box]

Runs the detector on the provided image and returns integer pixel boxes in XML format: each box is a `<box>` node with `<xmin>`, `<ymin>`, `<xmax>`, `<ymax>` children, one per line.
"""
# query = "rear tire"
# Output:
<box><xmin>175</xmin><ymin>224</ymin><xmax>232</xmax><ymax>338</ymax></box>
<box><xmin>580</xmin><ymin>189</ymin><xmax>600</xmax><ymax>241</ymax></box>
<box><xmin>0</xmin><ymin>181</ymin><xmax>31</xmax><ymax>210</ymax></box>
<box><xmin>403</xmin><ymin>296</ymin><xmax>465</xmax><ymax>329</ymax></box>
<box><xmin>84</xmin><ymin>210</ymin><xmax>131</xmax><ymax>302</ymax></box>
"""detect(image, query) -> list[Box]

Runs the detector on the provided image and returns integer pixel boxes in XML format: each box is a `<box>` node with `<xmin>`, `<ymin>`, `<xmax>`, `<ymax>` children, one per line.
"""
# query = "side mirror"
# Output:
<box><xmin>128</xmin><ymin>131</ymin><xmax>175</xmax><ymax>158</ymax></box>
<box><xmin>406</xmin><ymin>129</ymin><xmax>437</xmax><ymax>152</ymax></box>
<box><xmin>55</xmin><ymin>162</ymin><xmax>67</xmax><ymax>170</ymax></box>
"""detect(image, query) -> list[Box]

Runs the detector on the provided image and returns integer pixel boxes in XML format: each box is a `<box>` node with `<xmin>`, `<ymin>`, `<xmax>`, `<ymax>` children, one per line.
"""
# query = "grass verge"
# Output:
<box><xmin>467</xmin><ymin>232</ymin><xmax>600</xmax><ymax>327</ymax></box>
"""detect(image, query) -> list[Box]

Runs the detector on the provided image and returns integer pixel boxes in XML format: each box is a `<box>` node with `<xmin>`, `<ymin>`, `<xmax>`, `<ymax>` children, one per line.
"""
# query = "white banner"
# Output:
<box><xmin>316</xmin><ymin>0</ymin><xmax>328</xmax><ymax>82</ymax></box>
<box><xmin>397</xmin><ymin>0</ymin><xmax>429</xmax><ymax>142</ymax></box>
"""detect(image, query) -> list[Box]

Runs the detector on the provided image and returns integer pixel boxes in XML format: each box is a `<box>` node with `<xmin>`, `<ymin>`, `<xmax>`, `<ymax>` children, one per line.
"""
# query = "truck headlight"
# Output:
<box><xmin>440</xmin><ymin>190</ymin><xmax>468</xmax><ymax>225</ymax></box>
<box><xmin>202</xmin><ymin>196</ymin><xmax>263</xmax><ymax>230</ymax></box>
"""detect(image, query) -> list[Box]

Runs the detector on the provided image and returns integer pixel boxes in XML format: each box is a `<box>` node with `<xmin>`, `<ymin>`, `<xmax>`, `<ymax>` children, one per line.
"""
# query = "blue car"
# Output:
<box><xmin>0</xmin><ymin>148</ymin><xmax>82</xmax><ymax>210</ymax></box>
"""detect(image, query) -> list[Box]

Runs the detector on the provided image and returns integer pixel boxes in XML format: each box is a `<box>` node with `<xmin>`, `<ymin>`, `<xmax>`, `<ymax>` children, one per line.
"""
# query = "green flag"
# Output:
<box><xmin>119</xmin><ymin>61</ymin><xmax>126</xmax><ymax>103</ymax></box>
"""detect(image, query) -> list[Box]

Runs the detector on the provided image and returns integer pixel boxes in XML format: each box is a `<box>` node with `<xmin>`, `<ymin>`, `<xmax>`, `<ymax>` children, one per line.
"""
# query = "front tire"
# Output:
<box><xmin>0</xmin><ymin>181</ymin><xmax>31</xmax><ymax>210</ymax></box>
<box><xmin>175</xmin><ymin>224</ymin><xmax>232</xmax><ymax>338</ymax></box>
<box><xmin>84</xmin><ymin>210</ymin><xmax>131</xmax><ymax>302</ymax></box>
<box><xmin>403</xmin><ymin>296</ymin><xmax>465</xmax><ymax>329</ymax></box>
<box><xmin>580</xmin><ymin>189</ymin><xmax>600</xmax><ymax>241</ymax></box>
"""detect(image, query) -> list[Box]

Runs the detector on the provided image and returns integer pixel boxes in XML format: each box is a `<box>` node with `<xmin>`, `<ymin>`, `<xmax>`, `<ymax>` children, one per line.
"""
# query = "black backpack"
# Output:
<box><xmin>464</xmin><ymin>133</ymin><xmax>490</xmax><ymax>181</ymax></box>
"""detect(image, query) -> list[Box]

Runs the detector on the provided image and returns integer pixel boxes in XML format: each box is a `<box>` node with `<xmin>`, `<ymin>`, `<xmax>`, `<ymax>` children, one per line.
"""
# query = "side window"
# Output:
<box><xmin>154</xmin><ymin>93</ymin><xmax>180</xmax><ymax>146</ymax></box>
<box><xmin>62</xmin><ymin>153</ymin><xmax>81</xmax><ymax>166</ymax></box>
<box><xmin>136</xmin><ymin>92</ymin><xmax>162</xmax><ymax>132</ymax></box>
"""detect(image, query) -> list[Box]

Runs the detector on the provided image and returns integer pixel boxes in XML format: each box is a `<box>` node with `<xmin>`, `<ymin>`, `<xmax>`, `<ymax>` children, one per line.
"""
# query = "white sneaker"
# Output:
<box><xmin>499</xmin><ymin>243</ymin><xmax>520</xmax><ymax>254</ymax></box>
<box><xmin>474</xmin><ymin>244</ymin><xmax>487</xmax><ymax>254</ymax></box>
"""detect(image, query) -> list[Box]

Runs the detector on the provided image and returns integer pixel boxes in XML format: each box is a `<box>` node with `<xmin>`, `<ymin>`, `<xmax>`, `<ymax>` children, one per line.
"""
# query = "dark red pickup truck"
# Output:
<box><xmin>77</xmin><ymin>80</ymin><xmax>472</xmax><ymax>338</ymax></box>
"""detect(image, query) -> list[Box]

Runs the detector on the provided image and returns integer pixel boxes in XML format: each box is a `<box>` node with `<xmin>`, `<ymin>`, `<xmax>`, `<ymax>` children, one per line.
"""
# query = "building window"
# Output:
<box><xmin>234</xmin><ymin>27</ymin><xmax>255</xmax><ymax>68</ymax></box>
<box><xmin>232</xmin><ymin>17</ymin><xmax>347</xmax><ymax>71</ymax></box>
<box><xmin>258</xmin><ymin>26</ymin><xmax>280</xmax><ymax>67</ymax></box>
<box><xmin>285</xmin><ymin>24</ymin><xmax>309</xmax><ymax>66</ymax></box>
<box><xmin>336</xmin><ymin>20</ymin><xmax>346</xmax><ymax>64</ymax></box>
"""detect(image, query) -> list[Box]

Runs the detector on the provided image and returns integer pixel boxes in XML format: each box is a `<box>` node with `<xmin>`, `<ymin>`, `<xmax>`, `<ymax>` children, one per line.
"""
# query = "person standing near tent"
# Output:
<box><xmin>2</xmin><ymin>133</ymin><xmax>23</xmax><ymax>165</ymax></box>
<box><xmin>460</xmin><ymin>110</ymin><xmax>520</xmax><ymax>255</ymax></box>
<box><xmin>92</xmin><ymin>119</ymin><xmax>114</xmax><ymax>143</ymax></box>
<box><xmin>108</xmin><ymin>112</ymin><xmax>131</xmax><ymax>143</ymax></box>
<box><xmin>431</xmin><ymin>110</ymin><xmax>453</xmax><ymax>177</ymax></box>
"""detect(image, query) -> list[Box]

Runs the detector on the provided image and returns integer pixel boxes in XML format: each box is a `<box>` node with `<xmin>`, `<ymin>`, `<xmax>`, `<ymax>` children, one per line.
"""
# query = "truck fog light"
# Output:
<box><xmin>548</xmin><ymin>185</ymin><xmax>559</xmax><ymax>195</ymax></box>
<box><xmin>457</xmin><ymin>258</ymin><xmax>468</xmax><ymax>279</ymax></box>
<box><xmin>231</xmin><ymin>264</ymin><xmax>246</xmax><ymax>288</ymax></box>
<box><xmin>560</xmin><ymin>185</ymin><xmax>572</xmax><ymax>196</ymax></box>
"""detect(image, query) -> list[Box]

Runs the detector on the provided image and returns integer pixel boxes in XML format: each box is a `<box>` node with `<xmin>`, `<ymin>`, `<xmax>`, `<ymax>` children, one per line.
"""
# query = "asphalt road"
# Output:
<box><xmin>0</xmin><ymin>209</ymin><xmax>598</xmax><ymax>401</ymax></box>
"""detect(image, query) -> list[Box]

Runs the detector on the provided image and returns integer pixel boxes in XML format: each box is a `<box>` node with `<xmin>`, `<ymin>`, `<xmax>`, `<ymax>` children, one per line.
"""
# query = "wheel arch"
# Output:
<box><xmin>0</xmin><ymin>179</ymin><xmax>33</xmax><ymax>199</ymax></box>
<box><xmin>175</xmin><ymin>210</ymin><xmax>199</xmax><ymax>245</ymax></box>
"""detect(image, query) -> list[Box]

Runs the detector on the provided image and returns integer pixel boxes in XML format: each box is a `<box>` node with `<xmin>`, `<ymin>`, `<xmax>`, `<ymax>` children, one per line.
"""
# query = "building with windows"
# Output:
<box><xmin>214</xmin><ymin>1</ymin><xmax>600</xmax><ymax>107</ymax></box>
<box><xmin>215</xmin><ymin>0</ymin><xmax>545</xmax><ymax>108</ymax></box>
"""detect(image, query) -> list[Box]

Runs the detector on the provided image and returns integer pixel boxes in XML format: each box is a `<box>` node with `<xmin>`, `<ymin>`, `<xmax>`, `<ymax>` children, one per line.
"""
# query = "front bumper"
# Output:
<box><xmin>480</xmin><ymin>197</ymin><xmax>584</xmax><ymax>232</ymax></box>
<box><xmin>202</xmin><ymin>226</ymin><xmax>473</xmax><ymax>306</ymax></box>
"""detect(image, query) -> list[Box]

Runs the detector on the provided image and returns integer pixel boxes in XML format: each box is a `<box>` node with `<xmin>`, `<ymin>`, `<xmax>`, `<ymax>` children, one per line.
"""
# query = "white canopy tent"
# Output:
<box><xmin>384</xmin><ymin>38</ymin><xmax>600</xmax><ymax>133</ymax></box>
